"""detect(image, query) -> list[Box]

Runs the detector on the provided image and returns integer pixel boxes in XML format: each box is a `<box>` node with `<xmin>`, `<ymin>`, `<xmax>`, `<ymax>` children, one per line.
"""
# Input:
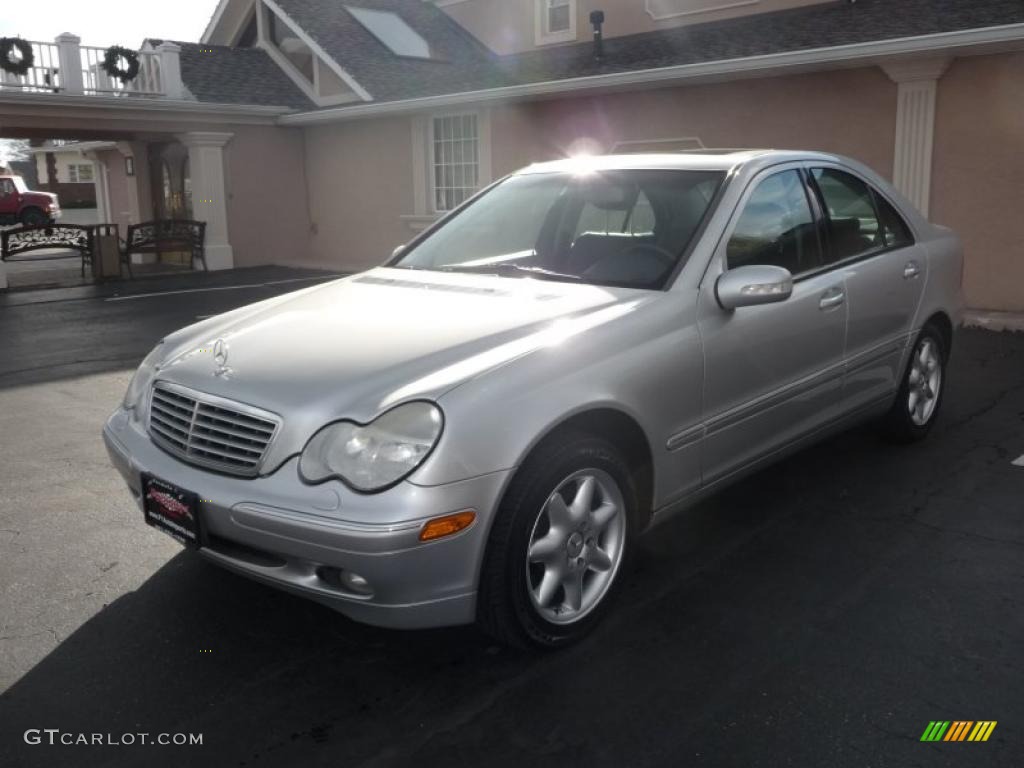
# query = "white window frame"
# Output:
<box><xmin>429</xmin><ymin>112</ymin><xmax>482</xmax><ymax>214</ymax></box>
<box><xmin>535</xmin><ymin>0</ymin><xmax>577</xmax><ymax>46</ymax></box>
<box><xmin>67</xmin><ymin>163</ymin><xmax>95</xmax><ymax>184</ymax></box>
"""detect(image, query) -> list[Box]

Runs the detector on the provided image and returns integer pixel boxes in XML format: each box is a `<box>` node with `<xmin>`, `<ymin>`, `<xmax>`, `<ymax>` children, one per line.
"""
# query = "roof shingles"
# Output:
<box><xmin>181</xmin><ymin>0</ymin><xmax>1024</xmax><ymax>109</ymax></box>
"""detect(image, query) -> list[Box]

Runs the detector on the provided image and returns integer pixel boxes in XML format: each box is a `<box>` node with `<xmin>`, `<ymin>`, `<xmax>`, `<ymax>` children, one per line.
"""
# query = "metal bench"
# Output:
<box><xmin>1</xmin><ymin>223</ymin><xmax>95</xmax><ymax>273</ymax></box>
<box><xmin>124</xmin><ymin>219</ymin><xmax>207</xmax><ymax>271</ymax></box>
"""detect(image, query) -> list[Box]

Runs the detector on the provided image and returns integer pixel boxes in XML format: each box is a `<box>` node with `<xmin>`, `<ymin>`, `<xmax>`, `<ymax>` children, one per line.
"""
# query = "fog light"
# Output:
<box><xmin>340</xmin><ymin>570</ymin><xmax>372</xmax><ymax>596</ymax></box>
<box><xmin>317</xmin><ymin>567</ymin><xmax>373</xmax><ymax>597</ymax></box>
<box><xmin>419</xmin><ymin>510</ymin><xmax>476</xmax><ymax>542</ymax></box>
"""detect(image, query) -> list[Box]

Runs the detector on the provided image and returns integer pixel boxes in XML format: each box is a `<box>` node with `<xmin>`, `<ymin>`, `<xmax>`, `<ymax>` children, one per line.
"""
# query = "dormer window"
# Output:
<box><xmin>536</xmin><ymin>0</ymin><xmax>577</xmax><ymax>45</ymax></box>
<box><xmin>346</xmin><ymin>6</ymin><xmax>432</xmax><ymax>59</ymax></box>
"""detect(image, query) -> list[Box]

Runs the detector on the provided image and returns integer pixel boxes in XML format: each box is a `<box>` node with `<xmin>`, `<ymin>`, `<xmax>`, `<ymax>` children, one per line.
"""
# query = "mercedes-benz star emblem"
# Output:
<box><xmin>213</xmin><ymin>339</ymin><xmax>231</xmax><ymax>377</ymax></box>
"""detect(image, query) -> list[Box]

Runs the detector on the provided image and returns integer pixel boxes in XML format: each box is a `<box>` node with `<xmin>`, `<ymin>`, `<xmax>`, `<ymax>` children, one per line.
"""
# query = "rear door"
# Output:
<box><xmin>698</xmin><ymin>166</ymin><xmax>847</xmax><ymax>485</ymax></box>
<box><xmin>807</xmin><ymin>166</ymin><xmax>926</xmax><ymax>414</ymax></box>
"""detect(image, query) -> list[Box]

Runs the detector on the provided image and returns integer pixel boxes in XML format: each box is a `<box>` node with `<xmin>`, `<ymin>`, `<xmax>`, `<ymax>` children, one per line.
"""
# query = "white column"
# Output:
<box><xmin>883</xmin><ymin>57</ymin><xmax>950</xmax><ymax>218</ymax></box>
<box><xmin>55</xmin><ymin>33</ymin><xmax>84</xmax><ymax>94</ymax></box>
<box><xmin>157</xmin><ymin>42</ymin><xmax>184</xmax><ymax>99</ymax></box>
<box><xmin>178</xmin><ymin>132</ymin><xmax>234</xmax><ymax>270</ymax></box>
<box><xmin>84</xmin><ymin>150</ymin><xmax>111</xmax><ymax>224</ymax></box>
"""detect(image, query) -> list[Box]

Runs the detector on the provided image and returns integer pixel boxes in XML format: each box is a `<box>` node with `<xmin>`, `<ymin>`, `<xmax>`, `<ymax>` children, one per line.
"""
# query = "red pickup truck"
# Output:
<box><xmin>0</xmin><ymin>175</ymin><xmax>61</xmax><ymax>226</ymax></box>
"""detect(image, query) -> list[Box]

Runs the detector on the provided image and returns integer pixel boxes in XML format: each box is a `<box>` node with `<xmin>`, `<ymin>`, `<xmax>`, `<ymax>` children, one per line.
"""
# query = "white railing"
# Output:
<box><xmin>80</xmin><ymin>45</ymin><xmax>163</xmax><ymax>96</ymax></box>
<box><xmin>0</xmin><ymin>35</ymin><xmax>182</xmax><ymax>99</ymax></box>
<box><xmin>0</xmin><ymin>41</ymin><xmax>61</xmax><ymax>93</ymax></box>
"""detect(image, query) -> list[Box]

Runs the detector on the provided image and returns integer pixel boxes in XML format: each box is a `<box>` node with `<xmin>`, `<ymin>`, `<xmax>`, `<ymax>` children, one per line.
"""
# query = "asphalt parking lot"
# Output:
<box><xmin>1</xmin><ymin>268</ymin><xmax>1022</xmax><ymax>767</ymax></box>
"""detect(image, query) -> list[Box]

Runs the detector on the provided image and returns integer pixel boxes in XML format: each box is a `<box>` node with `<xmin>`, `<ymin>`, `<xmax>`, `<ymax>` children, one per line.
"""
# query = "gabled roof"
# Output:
<box><xmin>191</xmin><ymin>0</ymin><xmax>1024</xmax><ymax>113</ymax></box>
<box><xmin>148</xmin><ymin>38</ymin><xmax>314</xmax><ymax>109</ymax></box>
<box><xmin>173</xmin><ymin>42</ymin><xmax>316</xmax><ymax>109</ymax></box>
<box><xmin>272</xmin><ymin>0</ymin><xmax>511</xmax><ymax>101</ymax></box>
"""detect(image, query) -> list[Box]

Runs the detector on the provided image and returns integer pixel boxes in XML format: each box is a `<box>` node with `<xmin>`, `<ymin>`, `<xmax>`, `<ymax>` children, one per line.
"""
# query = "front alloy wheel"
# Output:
<box><xmin>526</xmin><ymin>469</ymin><xmax>626</xmax><ymax>625</ymax></box>
<box><xmin>478</xmin><ymin>432</ymin><xmax>637</xmax><ymax>648</ymax></box>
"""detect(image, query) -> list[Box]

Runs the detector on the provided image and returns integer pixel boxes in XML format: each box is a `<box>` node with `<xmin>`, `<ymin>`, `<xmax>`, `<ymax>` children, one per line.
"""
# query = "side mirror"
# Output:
<box><xmin>391</xmin><ymin>244</ymin><xmax>407</xmax><ymax>260</ymax></box>
<box><xmin>715</xmin><ymin>265</ymin><xmax>793</xmax><ymax>310</ymax></box>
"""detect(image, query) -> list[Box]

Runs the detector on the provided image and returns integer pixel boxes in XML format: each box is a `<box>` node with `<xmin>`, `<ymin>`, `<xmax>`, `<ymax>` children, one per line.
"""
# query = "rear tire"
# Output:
<box><xmin>881</xmin><ymin>323</ymin><xmax>947</xmax><ymax>443</ymax></box>
<box><xmin>20</xmin><ymin>208</ymin><xmax>47</xmax><ymax>227</ymax></box>
<box><xmin>477</xmin><ymin>432</ymin><xmax>637</xmax><ymax>649</ymax></box>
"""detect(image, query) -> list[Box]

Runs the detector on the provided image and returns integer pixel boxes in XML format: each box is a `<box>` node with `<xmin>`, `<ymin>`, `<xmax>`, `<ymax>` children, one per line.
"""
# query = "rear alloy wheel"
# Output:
<box><xmin>882</xmin><ymin>323</ymin><xmax>947</xmax><ymax>442</ymax></box>
<box><xmin>477</xmin><ymin>432</ymin><xmax>637</xmax><ymax>648</ymax></box>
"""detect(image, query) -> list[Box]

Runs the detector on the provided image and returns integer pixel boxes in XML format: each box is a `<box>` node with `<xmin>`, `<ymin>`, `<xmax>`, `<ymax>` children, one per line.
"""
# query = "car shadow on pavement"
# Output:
<box><xmin>1</xmin><ymin>330</ymin><xmax>1022</xmax><ymax>768</ymax></box>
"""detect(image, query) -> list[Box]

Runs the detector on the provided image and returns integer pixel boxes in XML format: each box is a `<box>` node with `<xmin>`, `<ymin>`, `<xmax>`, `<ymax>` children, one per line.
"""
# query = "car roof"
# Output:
<box><xmin>519</xmin><ymin>149</ymin><xmax>845</xmax><ymax>175</ymax></box>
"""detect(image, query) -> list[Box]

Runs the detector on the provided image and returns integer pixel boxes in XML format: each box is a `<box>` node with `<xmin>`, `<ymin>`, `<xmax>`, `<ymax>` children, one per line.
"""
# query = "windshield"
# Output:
<box><xmin>394</xmin><ymin>169</ymin><xmax>724</xmax><ymax>289</ymax></box>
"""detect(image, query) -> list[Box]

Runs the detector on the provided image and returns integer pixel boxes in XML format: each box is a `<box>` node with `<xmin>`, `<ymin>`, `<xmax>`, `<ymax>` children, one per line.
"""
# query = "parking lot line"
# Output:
<box><xmin>103</xmin><ymin>276</ymin><xmax>335</xmax><ymax>302</ymax></box>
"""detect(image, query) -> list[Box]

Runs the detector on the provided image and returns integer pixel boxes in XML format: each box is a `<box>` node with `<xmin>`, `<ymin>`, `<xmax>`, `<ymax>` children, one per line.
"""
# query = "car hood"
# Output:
<box><xmin>155</xmin><ymin>267</ymin><xmax>650</xmax><ymax>470</ymax></box>
<box><xmin>23</xmin><ymin>191</ymin><xmax>57</xmax><ymax>205</ymax></box>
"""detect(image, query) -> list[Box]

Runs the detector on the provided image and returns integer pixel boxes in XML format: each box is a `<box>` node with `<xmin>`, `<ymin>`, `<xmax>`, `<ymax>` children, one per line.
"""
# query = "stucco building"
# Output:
<box><xmin>1</xmin><ymin>0</ymin><xmax>1022</xmax><ymax>311</ymax></box>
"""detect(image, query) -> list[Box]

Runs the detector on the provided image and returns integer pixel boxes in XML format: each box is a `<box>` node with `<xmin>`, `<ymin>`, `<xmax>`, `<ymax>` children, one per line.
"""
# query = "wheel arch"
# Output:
<box><xmin>500</xmin><ymin>405</ymin><xmax>656</xmax><ymax>532</ymax></box>
<box><xmin>923</xmin><ymin>310</ymin><xmax>954</xmax><ymax>358</ymax></box>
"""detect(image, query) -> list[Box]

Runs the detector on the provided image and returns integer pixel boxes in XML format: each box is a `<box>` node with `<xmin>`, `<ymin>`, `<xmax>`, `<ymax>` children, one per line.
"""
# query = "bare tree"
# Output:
<box><xmin>0</xmin><ymin>139</ymin><xmax>30</xmax><ymax>171</ymax></box>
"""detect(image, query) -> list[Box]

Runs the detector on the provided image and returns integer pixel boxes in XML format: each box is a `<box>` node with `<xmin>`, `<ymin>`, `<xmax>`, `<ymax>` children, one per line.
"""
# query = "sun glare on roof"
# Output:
<box><xmin>346</xmin><ymin>6</ymin><xmax>432</xmax><ymax>59</ymax></box>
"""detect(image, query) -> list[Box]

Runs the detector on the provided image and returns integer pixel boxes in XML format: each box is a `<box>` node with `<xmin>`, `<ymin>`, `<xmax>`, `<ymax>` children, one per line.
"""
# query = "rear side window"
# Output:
<box><xmin>873</xmin><ymin>191</ymin><xmax>914</xmax><ymax>249</ymax></box>
<box><xmin>726</xmin><ymin>169</ymin><xmax>821</xmax><ymax>275</ymax></box>
<box><xmin>811</xmin><ymin>168</ymin><xmax>885</xmax><ymax>263</ymax></box>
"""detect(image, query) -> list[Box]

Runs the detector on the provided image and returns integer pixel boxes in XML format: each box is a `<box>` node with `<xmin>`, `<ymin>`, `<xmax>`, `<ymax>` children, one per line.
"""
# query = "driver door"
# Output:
<box><xmin>698</xmin><ymin>166</ymin><xmax>848</xmax><ymax>486</ymax></box>
<box><xmin>0</xmin><ymin>179</ymin><xmax>17</xmax><ymax>218</ymax></box>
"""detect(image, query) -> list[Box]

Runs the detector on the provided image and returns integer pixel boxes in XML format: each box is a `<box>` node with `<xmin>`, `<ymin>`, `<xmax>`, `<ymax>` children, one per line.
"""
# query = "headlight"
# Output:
<box><xmin>299</xmin><ymin>402</ymin><xmax>443</xmax><ymax>492</ymax></box>
<box><xmin>123</xmin><ymin>343</ymin><xmax>164</xmax><ymax>418</ymax></box>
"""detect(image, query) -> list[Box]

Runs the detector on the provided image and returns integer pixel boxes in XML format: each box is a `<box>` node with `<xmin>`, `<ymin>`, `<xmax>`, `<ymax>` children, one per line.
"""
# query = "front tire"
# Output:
<box><xmin>477</xmin><ymin>432</ymin><xmax>637</xmax><ymax>648</ymax></box>
<box><xmin>881</xmin><ymin>323</ymin><xmax>947</xmax><ymax>443</ymax></box>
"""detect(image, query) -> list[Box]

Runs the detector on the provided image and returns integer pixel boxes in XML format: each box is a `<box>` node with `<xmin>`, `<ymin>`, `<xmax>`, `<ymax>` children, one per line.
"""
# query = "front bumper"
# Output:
<box><xmin>103</xmin><ymin>408</ymin><xmax>510</xmax><ymax>629</ymax></box>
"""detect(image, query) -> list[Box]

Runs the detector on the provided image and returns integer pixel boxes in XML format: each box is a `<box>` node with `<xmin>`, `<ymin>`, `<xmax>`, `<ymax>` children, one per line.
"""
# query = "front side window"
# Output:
<box><xmin>0</xmin><ymin>178</ymin><xmax>16</xmax><ymax>196</ymax></box>
<box><xmin>726</xmin><ymin>169</ymin><xmax>820</xmax><ymax>275</ymax></box>
<box><xmin>396</xmin><ymin>169</ymin><xmax>724</xmax><ymax>290</ymax></box>
<box><xmin>811</xmin><ymin>168</ymin><xmax>884</xmax><ymax>263</ymax></box>
<box><xmin>432</xmin><ymin>114</ymin><xmax>479</xmax><ymax>212</ymax></box>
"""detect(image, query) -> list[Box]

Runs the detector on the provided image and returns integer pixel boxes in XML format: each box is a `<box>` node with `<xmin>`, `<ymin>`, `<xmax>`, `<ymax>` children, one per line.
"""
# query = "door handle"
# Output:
<box><xmin>819</xmin><ymin>287</ymin><xmax>845</xmax><ymax>311</ymax></box>
<box><xmin>903</xmin><ymin>260</ymin><xmax>921</xmax><ymax>279</ymax></box>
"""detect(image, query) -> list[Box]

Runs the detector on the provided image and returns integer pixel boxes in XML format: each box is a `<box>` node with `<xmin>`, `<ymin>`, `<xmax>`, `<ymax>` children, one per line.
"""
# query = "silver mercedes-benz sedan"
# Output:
<box><xmin>104</xmin><ymin>150</ymin><xmax>963</xmax><ymax>647</ymax></box>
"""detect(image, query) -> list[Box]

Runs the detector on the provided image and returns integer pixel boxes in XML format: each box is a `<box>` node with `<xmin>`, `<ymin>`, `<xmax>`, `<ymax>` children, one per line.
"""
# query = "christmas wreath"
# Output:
<box><xmin>0</xmin><ymin>38</ymin><xmax>34</xmax><ymax>77</ymax></box>
<box><xmin>101</xmin><ymin>45</ymin><xmax>140</xmax><ymax>84</ymax></box>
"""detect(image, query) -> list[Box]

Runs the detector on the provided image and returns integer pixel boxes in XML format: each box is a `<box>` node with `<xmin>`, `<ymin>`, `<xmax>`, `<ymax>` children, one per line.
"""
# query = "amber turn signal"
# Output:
<box><xmin>419</xmin><ymin>510</ymin><xmax>476</xmax><ymax>541</ymax></box>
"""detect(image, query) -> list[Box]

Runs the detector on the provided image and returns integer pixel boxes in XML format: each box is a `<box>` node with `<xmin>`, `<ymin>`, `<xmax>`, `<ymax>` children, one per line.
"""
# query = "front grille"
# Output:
<box><xmin>148</xmin><ymin>382</ymin><xmax>281</xmax><ymax>477</ymax></box>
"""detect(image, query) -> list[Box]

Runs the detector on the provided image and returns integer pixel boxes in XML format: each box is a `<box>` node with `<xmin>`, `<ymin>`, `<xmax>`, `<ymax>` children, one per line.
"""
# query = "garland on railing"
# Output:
<box><xmin>101</xmin><ymin>45</ymin><xmax>140</xmax><ymax>84</ymax></box>
<box><xmin>0</xmin><ymin>38</ymin><xmax>34</xmax><ymax>76</ymax></box>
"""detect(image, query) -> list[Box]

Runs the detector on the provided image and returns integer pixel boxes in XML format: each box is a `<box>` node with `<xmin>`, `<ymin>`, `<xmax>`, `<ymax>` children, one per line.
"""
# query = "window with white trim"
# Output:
<box><xmin>67</xmin><ymin>163</ymin><xmax>94</xmax><ymax>183</ymax></box>
<box><xmin>431</xmin><ymin>114</ymin><xmax>479</xmax><ymax>212</ymax></box>
<box><xmin>536</xmin><ymin>0</ymin><xmax>576</xmax><ymax>44</ymax></box>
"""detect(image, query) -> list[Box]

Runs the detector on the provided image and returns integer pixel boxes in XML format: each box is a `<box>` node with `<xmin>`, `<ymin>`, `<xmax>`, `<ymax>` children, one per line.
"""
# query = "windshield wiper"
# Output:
<box><xmin>439</xmin><ymin>262</ymin><xmax>582</xmax><ymax>281</ymax></box>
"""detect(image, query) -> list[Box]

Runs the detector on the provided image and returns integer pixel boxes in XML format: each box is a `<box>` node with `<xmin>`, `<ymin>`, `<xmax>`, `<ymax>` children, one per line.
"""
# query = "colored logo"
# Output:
<box><xmin>920</xmin><ymin>721</ymin><xmax>997</xmax><ymax>742</ymax></box>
